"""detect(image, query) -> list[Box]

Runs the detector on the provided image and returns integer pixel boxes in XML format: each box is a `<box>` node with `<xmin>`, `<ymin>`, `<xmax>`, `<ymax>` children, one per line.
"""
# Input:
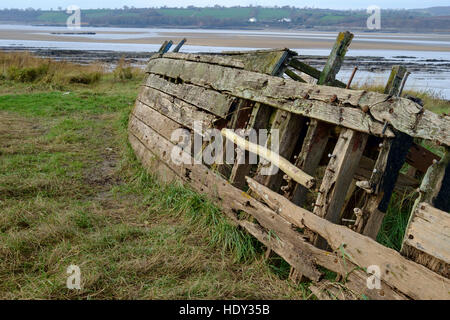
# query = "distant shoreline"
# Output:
<box><xmin>1</xmin><ymin>26</ymin><xmax>450</xmax><ymax>53</ymax></box>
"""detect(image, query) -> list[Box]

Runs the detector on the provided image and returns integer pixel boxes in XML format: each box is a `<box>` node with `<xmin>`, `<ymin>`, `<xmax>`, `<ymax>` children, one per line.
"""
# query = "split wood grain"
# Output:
<box><xmin>146</xmin><ymin>56</ymin><xmax>450</xmax><ymax>145</ymax></box>
<box><xmin>247</xmin><ymin>177</ymin><xmax>450</xmax><ymax>300</ymax></box>
<box><xmin>138</xmin><ymin>85</ymin><xmax>217</xmax><ymax>132</ymax></box>
<box><xmin>403</xmin><ymin>203</ymin><xmax>449</xmax><ymax>265</ymax></box>
<box><xmin>144</xmin><ymin>73</ymin><xmax>235</xmax><ymax>118</ymax></box>
<box><xmin>128</xmin><ymin>114</ymin><xmax>405</xmax><ymax>299</ymax></box>
<box><xmin>129</xmin><ymin>107</ymin><xmax>406</xmax><ymax>300</ymax></box>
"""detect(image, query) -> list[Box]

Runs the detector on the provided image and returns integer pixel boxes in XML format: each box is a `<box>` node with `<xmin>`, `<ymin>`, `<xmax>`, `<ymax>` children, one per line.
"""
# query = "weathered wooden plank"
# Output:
<box><xmin>310</xmin><ymin>281</ymin><xmax>358</xmax><ymax>300</ymax></box>
<box><xmin>145</xmin><ymin>73</ymin><xmax>235</xmax><ymax>118</ymax></box>
<box><xmin>406</xmin><ymin>143</ymin><xmax>441</xmax><ymax>173</ymax></box>
<box><xmin>222</xmin><ymin>128</ymin><xmax>315</xmax><ymax>188</ymax></box>
<box><xmin>288</xmin><ymin>32</ymin><xmax>355</xmax><ymax>277</ymax></box>
<box><xmin>128</xmin><ymin>112</ymin><xmax>405</xmax><ymax>299</ymax></box>
<box><xmin>158</xmin><ymin>40</ymin><xmax>173</xmax><ymax>54</ymax></box>
<box><xmin>229</xmin><ymin>103</ymin><xmax>273</xmax><ymax>188</ymax></box>
<box><xmin>228</xmin><ymin>50</ymin><xmax>291</xmax><ymax>188</ymax></box>
<box><xmin>290</xmin><ymin>122</ymin><xmax>332</xmax><ymax>205</ymax></box>
<box><xmin>314</xmin><ymin>129</ymin><xmax>368</xmax><ymax>225</ymax></box>
<box><xmin>147</xmin><ymin>57</ymin><xmax>450</xmax><ymax>144</ymax></box>
<box><xmin>401</xmin><ymin>148</ymin><xmax>450</xmax><ymax>277</ymax></box>
<box><xmin>254</xmin><ymin>110</ymin><xmax>306</xmax><ymax>192</ymax></box>
<box><xmin>128</xmin><ymin>132</ymin><xmax>181</xmax><ymax>184</ymax></box>
<box><xmin>362</xmin><ymin>131</ymin><xmax>414</xmax><ymax>239</ymax></box>
<box><xmin>128</xmin><ymin>115</ymin><xmax>323</xmax><ymax>281</ymax></box>
<box><xmin>158</xmin><ymin>52</ymin><xmax>245</xmax><ymax>69</ymax></box>
<box><xmin>172</xmin><ymin>38</ymin><xmax>187</xmax><ymax>53</ymax></box>
<box><xmin>289</xmin><ymin>58</ymin><xmax>321</xmax><ymax>79</ymax></box>
<box><xmin>319</xmin><ymin>31</ymin><xmax>354</xmax><ymax>85</ymax></box>
<box><xmin>403</xmin><ymin>203</ymin><xmax>449</xmax><ymax>265</ymax></box>
<box><xmin>132</xmin><ymin>100</ymin><xmax>182</xmax><ymax>142</ymax></box>
<box><xmin>231</xmin><ymin>50</ymin><xmax>290</xmax><ymax>75</ymax></box>
<box><xmin>288</xmin><ymin>58</ymin><xmax>346</xmax><ymax>88</ymax></box>
<box><xmin>285</xmin><ymin>68</ymin><xmax>306</xmax><ymax>83</ymax></box>
<box><xmin>417</xmin><ymin>147</ymin><xmax>450</xmax><ymax>211</ymax></box>
<box><xmin>146</xmin><ymin>57</ymin><xmax>402</xmax><ymax>138</ymax></box>
<box><xmin>247</xmin><ymin>177</ymin><xmax>450</xmax><ymax>300</ymax></box>
<box><xmin>137</xmin><ymin>85</ymin><xmax>217</xmax><ymax>132</ymax></box>
<box><xmin>384</xmin><ymin>65</ymin><xmax>407</xmax><ymax>96</ymax></box>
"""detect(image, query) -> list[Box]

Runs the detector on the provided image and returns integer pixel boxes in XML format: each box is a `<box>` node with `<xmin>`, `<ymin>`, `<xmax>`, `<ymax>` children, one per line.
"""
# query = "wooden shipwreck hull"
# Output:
<box><xmin>129</xmin><ymin>34</ymin><xmax>450</xmax><ymax>300</ymax></box>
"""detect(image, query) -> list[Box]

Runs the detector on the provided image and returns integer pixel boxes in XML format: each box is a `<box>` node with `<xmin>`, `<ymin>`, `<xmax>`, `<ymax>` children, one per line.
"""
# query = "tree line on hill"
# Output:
<box><xmin>0</xmin><ymin>6</ymin><xmax>449</xmax><ymax>32</ymax></box>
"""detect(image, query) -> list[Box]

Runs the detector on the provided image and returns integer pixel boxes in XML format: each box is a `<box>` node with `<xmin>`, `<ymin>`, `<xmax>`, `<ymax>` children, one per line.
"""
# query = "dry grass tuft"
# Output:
<box><xmin>0</xmin><ymin>51</ymin><xmax>105</xmax><ymax>86</ymax></box>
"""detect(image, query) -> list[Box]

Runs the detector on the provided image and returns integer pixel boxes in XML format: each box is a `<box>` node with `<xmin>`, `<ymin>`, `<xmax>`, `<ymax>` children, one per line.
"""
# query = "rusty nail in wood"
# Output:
<box><xmin>330</xmin><ymin>94</ymin><xmax>338</xmax><ymax>103</ymax></box>
<box><xmin>346</xmin><ymin>66</ymin><xmax>358</xmax><ymax>89</ymax></box>
<box><xmin>361</xmin><ymin>105</ymin><xmax>369</xmax><ymax>113</ymax></box>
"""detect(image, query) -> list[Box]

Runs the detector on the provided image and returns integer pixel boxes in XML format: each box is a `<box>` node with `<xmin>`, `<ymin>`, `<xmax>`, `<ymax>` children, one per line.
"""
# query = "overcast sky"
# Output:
<box><xmin>1</xmin><ymin>1</ymin><xmax>448</xmax><ymax>10</ymax></box>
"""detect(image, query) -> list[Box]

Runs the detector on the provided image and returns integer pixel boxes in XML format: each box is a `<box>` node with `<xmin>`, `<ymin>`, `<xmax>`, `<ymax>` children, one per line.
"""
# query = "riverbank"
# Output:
<box><xmin>2</xmin><ymin>45</ymin><xmax>449</xmax><ymax>100</ymax></box>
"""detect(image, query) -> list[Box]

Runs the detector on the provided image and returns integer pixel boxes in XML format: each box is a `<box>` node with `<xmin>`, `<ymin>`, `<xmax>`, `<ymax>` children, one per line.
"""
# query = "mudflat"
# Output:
<box><xmin>2</xmin><ymin>27</ymin><xmax>450</xmax><ymax>52</ymax></box>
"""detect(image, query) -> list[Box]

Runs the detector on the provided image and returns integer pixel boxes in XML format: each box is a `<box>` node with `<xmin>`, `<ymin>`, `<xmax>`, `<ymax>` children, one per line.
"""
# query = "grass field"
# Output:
<box><xmin>0</xmin><ymin>53</ymin><xmax>317</xmax><ymax>299</ymax></box>
<box><xmin>0</xmin><ymin>52</ymin><xmax>448</xmax><ymax>299</ymax></box>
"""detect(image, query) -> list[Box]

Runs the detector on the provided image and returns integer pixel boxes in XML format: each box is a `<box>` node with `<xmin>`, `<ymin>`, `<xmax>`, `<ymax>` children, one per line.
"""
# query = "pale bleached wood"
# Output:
<box><xmin>314</xmin><ymin>128</ymin><xmax>368</xmax><ymax>223</ymax></box>
<box><xmin>144</xmin><ymin>73</ymin><xmax>235</xmax><ymax>118</ymax></box>
<box><xmin>222</xmin><ymin>128</ymin><xmax>315</xmax><ymax>189</ymax></box>
<box><xmin>309</xmin><ymin>280</ymin><xmax>358</xmax><ymax>300</ymax></box>
<box><xmin>128</xmin><ymin>109</ymin><xmax>406</xmax><ymax>299</ymax></box>
<box><xmin>289</xmin><ymin>32</ymin><xmax>353</xmax><ymax>210</ymax></box>
<box><xmin>129</xmin><ymin>117</ymin><xmax>405</xmax><ymax>299</ymax></box>
<box><xmin>403</xmin><ymin>203</ymin><xmax>449</xmax><ymax>265</ymax></box>
<box><xmin>253</xmin><ymin>111</ymin><xmax>306</xmax><ymax>192</ymax></box>
<box><xmin>137</xmin><ymin>85</ymin><xmax>216</xmax><ymax>133</ymax></box>
<box><xmin>132</xmin><ymin>100</ymin><xmax>182</xmax><ymax>142</ymax></box>
<box><xmin>146</xmin><ymin>57</ymin><xmax>450</xmax><ymax>145</ymax></box>
<box><xmin>401</xmin><ymin>149</ymin><xmax>450</xmax><ymax>277</ymax></box>
<box><xmin>128</xmin><ymin>115</ymin><xmax>322</xmax><ymax>280</ymax></box>
<box><xmin>152</xmin><ymin>52</ymin><xmax>245</xmax><ymax>69</ymax></box>
<box><xmin>146</xmin><ymin>58</ymin><xmax>392</xmax><ymax>137</ymax></box>
<box><xmin>128</xmin><ymin>133</ymin><xmax>181</xmax><ymax>184</ymax></box>
<box><xmin>228</xmin><ymin>50</ymin><xmax>291</xmax><ymax>188</ymax></box>
<box><xmin>247</xmin><ymin>177</ymin><xmax>450</xmax><ymax>300</ymax></box>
